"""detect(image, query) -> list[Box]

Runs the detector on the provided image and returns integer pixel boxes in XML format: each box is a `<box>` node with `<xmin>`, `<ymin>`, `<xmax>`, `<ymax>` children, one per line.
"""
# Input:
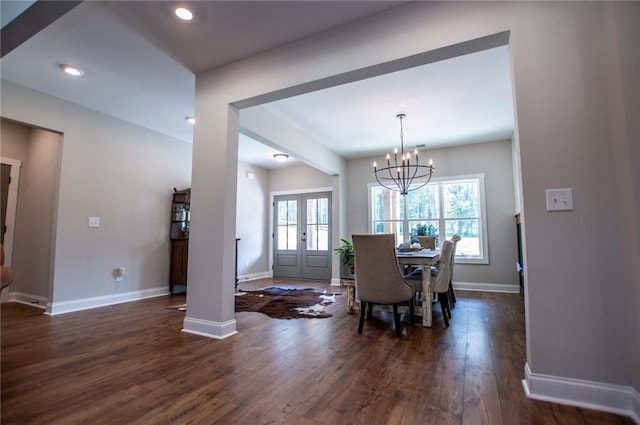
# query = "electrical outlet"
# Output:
<box><xmin>88</xmin><ymin>217</ymin><xmax>100</xmax><ymax>228</ymax></box>
<box><xmin>114</xmin><ymin>267</ymin><xmax>126</xmax><ymax>282</ymax></box>
<box><xmin>545</xmin><ymin>188</ymin><xmax>574</xmax><ymax>211</ymax></box>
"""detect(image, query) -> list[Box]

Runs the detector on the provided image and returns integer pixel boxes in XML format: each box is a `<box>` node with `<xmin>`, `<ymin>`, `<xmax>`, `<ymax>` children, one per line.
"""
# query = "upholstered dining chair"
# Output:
<box><xmin>430</xmin><ymin>239</ymin><xmax>454</xmax><ymax>326</ymax></box>
<box><xmin>448</xmin><ymin>235</ymin><xmax>461</xmax><ymax>308</ymax></box>
<box><xmin>405</xmin><ymin>235</ymin><xmax>436</xmax><ymax>275</ymax></box>
<box><xmin>352</xmin><ymin>234</ymin><xmax>415</xmax><ymax>337</ymax></box>
<box><xmin>405</xmin><ymin>239</ymin><xmax>454</xmax><ymax>326</ymax></box>
<box><xmin>417</xmin><ymin>236</ymin><xmax>436</xmax><ymax>250</ymax></box>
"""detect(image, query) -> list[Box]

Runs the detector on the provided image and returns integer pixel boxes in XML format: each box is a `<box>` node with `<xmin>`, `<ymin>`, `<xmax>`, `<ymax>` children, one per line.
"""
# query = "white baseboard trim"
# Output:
<box><xmin>238</xmin><ymin>277</ymin><xmax>519</xmax><ymax>293</ymax></box>
<box><xmin>237</xmin><ymin>272</ymin><xmax>271</xmax><ymax>282</ymax></box>
<box><xmin>327</xmin><ymin>280</ymin><xmax>521</xmax><ymax>291</ymax></box>
<box><xmin>523</xmin><ymin>363</ymin><xmax>640</xmax><ymax>424</ymax></box>
<box><xmin>182</xmin><ymin>317</ymin><xmax>237</xmax><ymax>340</ymax></box>
<box><xmin>45</xmin><ymin>287</ymin><xmax>169</xmax><ymax>315</ymax></box>
<box><xmin>453</xmin><ymin>281</ymin><xmax>520</xmax><ymax>293</ymax></box>
<box><xmin>7</xmin><ymin>291</ymin><xmax>48</xmax><ymax>309</ymax></box>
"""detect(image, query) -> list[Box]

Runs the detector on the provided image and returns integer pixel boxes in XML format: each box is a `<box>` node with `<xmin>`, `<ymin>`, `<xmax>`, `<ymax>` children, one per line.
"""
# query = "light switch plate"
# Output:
<box><xmin>88</xmin><ymin>217</ymin><xmax>100</xmax><ymax>227</ymax></box>
<box><xmin>545</xmin><ymin>188</ymin><xmax>574</xmax><ymax>211</ymax></box>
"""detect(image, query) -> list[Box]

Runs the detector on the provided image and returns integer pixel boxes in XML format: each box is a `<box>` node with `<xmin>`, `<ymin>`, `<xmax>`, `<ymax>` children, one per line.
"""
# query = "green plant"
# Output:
<box><xmin>414</xmin><ymin>223</ymin><xmax>427</xmax><ymax>236</ymax></box>
<box><xmin>334</xmin><ymin>238</ymin><xmax>355</xmax><ymax>271</ymax></box>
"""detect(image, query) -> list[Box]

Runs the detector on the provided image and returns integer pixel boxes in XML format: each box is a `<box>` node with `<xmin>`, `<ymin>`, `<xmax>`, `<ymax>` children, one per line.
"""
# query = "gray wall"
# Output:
<box><xmin>1</xmin><ymin>82</ymin><xmax>193</xmax><ymax>309</ymax></box>
<box><xmin>509</xmin><ymin>2</ymin><xmax>638</xmax><ymax>390</ymax></box>
<box><xmin>269</xmin><ymin>164</ymin><xmax>332</xmax><ymax>193</ymax></box>
<box><xmin>236</xmin><ymin>162</ymin><xmax>269</xmax><ymax>278</ymax></box>
<box><xmin>1</xmin><ymin>119</ymin><xmax>30</xmax><ymax>159</ymax></box>
<box><xmin>348</xmin><ymin>139</ymin><xmax>518</xmax><ymax>288</ymax></box>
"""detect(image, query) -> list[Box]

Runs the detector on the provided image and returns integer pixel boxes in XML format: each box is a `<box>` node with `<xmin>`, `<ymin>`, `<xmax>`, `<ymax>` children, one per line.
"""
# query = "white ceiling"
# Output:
<box><xmin>0</xmin><ymin>1</ymin><xmax>514</xmax><ymax>171</ymax></box>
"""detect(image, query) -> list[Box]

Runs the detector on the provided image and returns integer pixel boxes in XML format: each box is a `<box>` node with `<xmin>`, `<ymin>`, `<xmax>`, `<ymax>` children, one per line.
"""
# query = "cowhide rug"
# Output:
<box><xmin>234</xmin><ymin>287</ymin><xmax>339</xmax><ymax>319</ymax></box>
<box><xmin>167</xmin><ymin>287</ymin><xmax>340</xmax><ymax>319</ymax></box>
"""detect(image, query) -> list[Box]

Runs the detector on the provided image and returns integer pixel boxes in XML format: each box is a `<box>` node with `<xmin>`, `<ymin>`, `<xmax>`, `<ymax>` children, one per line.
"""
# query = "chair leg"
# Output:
<box><xmin>409</xmin><ymin>298</ymin><xmax>415</xmax><ymax>325</ymax></box>
<box><xmin>438</xmin><ymin>293</ymin><xmax>450</xmax><ymax>327</ymax></box>
<box><xmin>449</xmin><ymin>281</ymin><xmax>456</xmax><ymax>308</ymax></box>
<box><xmin>444</xmin><ymin>292</ymin><xmax>451</xmax><ymax>319</ymax></box>
<box><xmin>358</xmin><ymin>301</ymin><xmax>367</xmax><ymax>334</ymax></box>
<box><xmin>392</xmin><ymin>304</ymin><xmax>401</xmax><ymax>337</ymax></box>
<box><xmin>414</xmin><ymin>291</ymin><xmax>422</xmax><ymax>306</ymax></box>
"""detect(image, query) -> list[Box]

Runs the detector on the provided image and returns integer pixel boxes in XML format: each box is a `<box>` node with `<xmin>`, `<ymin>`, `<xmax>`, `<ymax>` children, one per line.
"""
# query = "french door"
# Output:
<box><xmin>273</xmin><ymin>192</ymin><xmax>331</xmax><ymax>280</ymax></box>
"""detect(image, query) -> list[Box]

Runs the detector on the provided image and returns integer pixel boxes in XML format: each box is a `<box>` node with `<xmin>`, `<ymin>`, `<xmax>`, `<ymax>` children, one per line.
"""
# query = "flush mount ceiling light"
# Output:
<box><xmin>185</xmin><ymin>116</ymin><xmax>195</xmax><ymax>124</ymax></box>
<box><xmin>273</xmin><ymin>153</ymin><xmax>289</xmax><ymax>163</ymax></box>
<box><xmin>60</xmin><ymin>64</ymin><xmax>84</xmax><ymax>76</ymax></box>
<box><xmin>372</xmin><ymin>113</ymin><xmax>435</xmax><ymax>195</ymax></box>
<box><xmin>174</xmin><ymin>7</ymin><xmax>193</xmax><ymax>21</ymax></box>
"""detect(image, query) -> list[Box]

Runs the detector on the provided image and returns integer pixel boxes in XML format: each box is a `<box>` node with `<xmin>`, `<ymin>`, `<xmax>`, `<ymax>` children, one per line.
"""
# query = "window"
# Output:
<box><xmin>370</xmin><ymin>174</ymin><xmax>488</xmax><ymax>263</ymax></box>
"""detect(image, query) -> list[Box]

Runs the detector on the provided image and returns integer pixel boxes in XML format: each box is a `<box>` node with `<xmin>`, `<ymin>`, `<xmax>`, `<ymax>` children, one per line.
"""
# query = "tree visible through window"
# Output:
<box><xmin>371</xmin><ymin>175</ymin><xmax>487</xmax><ymax>262</ymax></box>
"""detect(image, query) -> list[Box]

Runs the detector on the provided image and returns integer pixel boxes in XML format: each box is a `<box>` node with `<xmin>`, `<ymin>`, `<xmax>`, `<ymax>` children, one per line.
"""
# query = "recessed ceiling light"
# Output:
<box><xmin>186</xmin><ymin>116</ymin><xmax>195</xmax><ymax>124</ymax></box>
<box><xmin>60</xmin><ymin>64</ymin><xmax>84</xmax><ymax>76</ymax></box>
<box><xmin>273</xmin><ymin>153</ymin><xmax>289</xmax><ymax>163</ymax></box>
<box><xmin>174</xmin><ymin>7</ymin><xmax>193</xmax><ymax>21</ymax></box>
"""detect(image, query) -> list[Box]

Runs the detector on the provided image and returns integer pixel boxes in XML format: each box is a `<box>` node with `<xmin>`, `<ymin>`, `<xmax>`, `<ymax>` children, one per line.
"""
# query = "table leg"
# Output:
<box><xmin>347</xmin><ymin>285</ymin><xmax>357</xmax><ymax>314</ymax></box>
<box><xmin>421</xmin><ymin>269</ymin><xmax>433</xmax><ymax>327</ymax></box>
<box><xmin>342</xmin><ymin>279</ymin><xmax>358</xmax><ymax>314</ymax></box>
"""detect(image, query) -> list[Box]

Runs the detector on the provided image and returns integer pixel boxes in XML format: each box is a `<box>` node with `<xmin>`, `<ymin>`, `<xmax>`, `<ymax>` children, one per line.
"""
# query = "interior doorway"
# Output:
<box><xmin>1</xmin><ymin>119</ymin><xmax>62</xmax><ymax>306</ymax></box>
<box><xmin>1</xmin><ymin>164</ymin><xmax>11</xmax><ymax>244</ymax></box>
<box><xmin>1</xmin><ymin>158</ymin><xmax>22</xmax><ymax>267</ymax></box>
<box><xmin>273</xmin><ymin>191</ymin><xmax>331</xmax><ymax>280</ymax></box>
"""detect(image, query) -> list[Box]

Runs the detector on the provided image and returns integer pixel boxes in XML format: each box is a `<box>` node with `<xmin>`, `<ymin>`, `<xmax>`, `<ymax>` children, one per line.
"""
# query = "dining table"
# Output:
<box><xmin>343</xmin><ymin>248</ymin><xmax>440</xmax><ymax>328</ymax></box>
<box><xmin>396</xmin><ymin>249</ymin><xmax>440</xmax><ymax>327</ymax></box>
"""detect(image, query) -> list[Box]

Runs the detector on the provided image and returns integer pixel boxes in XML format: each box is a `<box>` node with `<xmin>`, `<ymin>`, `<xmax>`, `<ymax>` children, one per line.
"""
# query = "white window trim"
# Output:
<box><xmin>367</xmin><ymin>173</ymin><xmax>489</xmax><ymax>265</ymax></box>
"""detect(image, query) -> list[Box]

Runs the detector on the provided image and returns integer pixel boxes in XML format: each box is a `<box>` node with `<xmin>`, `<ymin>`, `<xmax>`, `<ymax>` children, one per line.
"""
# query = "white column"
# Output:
<box><xmin>183</xmin><ymin>102</ymin><xmax>239</xmax><ymax>339</ymax></box>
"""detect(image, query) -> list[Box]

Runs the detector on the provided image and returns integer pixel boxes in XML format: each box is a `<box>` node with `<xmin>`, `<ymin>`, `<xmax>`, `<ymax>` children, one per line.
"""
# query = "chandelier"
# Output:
<box><xmin>373</xmin><ymin>113</ymin><xmax>435</xmax><ymax>195</ymax></box>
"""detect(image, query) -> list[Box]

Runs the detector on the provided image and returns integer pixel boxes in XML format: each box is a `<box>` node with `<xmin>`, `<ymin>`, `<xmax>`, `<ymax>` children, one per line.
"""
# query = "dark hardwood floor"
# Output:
<box><xmin>1</xmin><ymin>278</ymin><xmax>634</xmax><ymax>425</ymax></box>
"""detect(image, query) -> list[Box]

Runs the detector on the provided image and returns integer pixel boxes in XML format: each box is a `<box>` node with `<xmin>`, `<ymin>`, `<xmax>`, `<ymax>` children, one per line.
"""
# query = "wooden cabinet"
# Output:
<box><xmin>170</xmin><ymin>188</ymin><xmax>190</xmax><ymax>293</ymax></box>
<box><xmin>170</xmin><ymin>239</ymin><xmax>189</xmax><ymax>290</ymax></box>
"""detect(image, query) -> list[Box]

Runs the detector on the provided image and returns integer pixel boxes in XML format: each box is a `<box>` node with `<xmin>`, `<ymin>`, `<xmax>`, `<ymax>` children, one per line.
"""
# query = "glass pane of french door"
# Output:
<box><xmin>305</xmin><ymin>197</ymin><xmax>329</xmax><ymax>251</ymax></box>
<box><xmin>277</xmin><ymin>199</ymin><xmax>297</xmax><ymax>250</ymax></box>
